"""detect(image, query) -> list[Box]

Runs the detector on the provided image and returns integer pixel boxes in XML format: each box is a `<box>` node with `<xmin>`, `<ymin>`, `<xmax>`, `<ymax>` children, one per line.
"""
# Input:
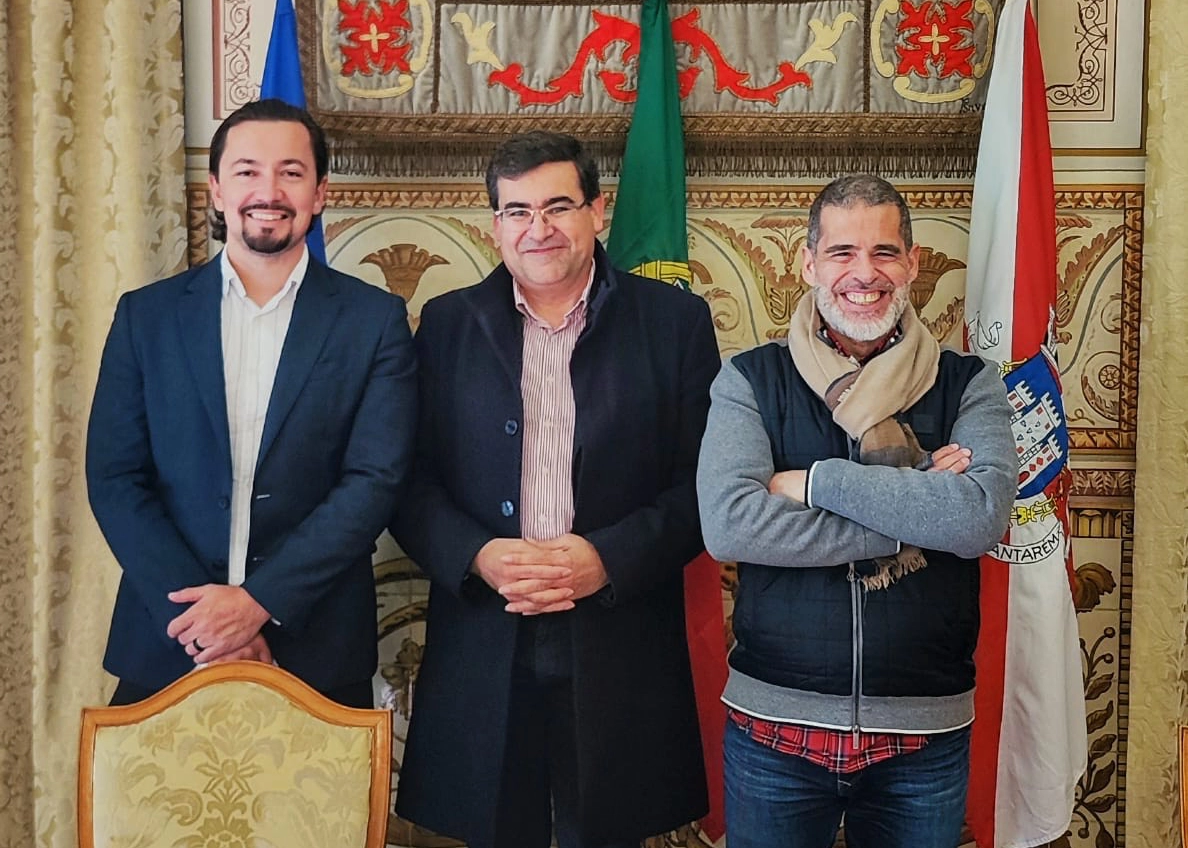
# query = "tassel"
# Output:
<box><xmin>864</xmin><ymin>545</ymin><xmax>930</xmax><ymax>591</ymax></box>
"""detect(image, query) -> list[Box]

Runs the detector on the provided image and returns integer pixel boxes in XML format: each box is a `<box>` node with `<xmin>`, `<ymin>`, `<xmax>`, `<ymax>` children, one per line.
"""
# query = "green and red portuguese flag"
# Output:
<box><xmin>606</xmin><ymin>1</ymin><xmax>726</xmax><ymax>841</ymax></box>
<box><xmin>606</xmin><ymin>0</ymin><xmax>692</xmax><ymax>290</ymax></box>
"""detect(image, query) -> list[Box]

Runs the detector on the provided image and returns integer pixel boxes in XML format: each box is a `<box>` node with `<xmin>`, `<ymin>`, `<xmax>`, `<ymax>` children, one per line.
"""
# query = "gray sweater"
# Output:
<box><xmin>696</xmin><ymin>343</ymin><xmax>1017</xmax><ymax>731</ymax></box>
<box><xmin>698</xmin><ymin>347</ymin><xmax>1016</xmax><ymax>569</ymax></box>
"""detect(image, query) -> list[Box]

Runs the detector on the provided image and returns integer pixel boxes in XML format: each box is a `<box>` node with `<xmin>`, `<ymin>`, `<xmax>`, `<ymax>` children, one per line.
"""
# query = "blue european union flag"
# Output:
<box><xmin>260</xmin><ymin>0</ymin><xmax>327</xmax><ymax>263</ymax></box>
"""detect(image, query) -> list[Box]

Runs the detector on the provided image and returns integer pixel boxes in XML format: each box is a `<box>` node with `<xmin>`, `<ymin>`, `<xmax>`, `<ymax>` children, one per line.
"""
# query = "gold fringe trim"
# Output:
<box><xmin>328</xmin><ymin>132</ymin><xmax>983</xmax><ymax>180</ymax></box>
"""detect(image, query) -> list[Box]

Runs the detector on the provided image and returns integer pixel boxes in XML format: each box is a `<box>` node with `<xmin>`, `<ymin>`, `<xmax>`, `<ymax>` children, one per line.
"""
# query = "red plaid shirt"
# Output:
<box><xmin>728</xmin><ymin>708</ymin><xmax>929</xmax><ymax>774</ymax></box>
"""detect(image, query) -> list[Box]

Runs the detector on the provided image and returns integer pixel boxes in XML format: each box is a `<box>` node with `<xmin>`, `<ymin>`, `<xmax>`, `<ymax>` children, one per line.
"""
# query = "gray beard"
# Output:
<box><xmin>813</xmin><ymin>285</ymin><xmax>909</xmax><ymax>342</ymax></box>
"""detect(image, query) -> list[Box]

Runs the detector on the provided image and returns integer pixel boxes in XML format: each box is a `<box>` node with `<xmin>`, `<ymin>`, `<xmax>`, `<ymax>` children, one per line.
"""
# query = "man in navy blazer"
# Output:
<box><xmin>86</xmin><ymin>99</ymin><xmax>416</xmax><ymax>708</ymax></box>
<box><xmin>392</xmin><ymin>132</ymin><xmax>719</xmax><ymax>848</ymax></box>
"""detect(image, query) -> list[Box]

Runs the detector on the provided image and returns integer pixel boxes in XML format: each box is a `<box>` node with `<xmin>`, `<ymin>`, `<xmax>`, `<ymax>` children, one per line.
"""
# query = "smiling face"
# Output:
<box><xmin>801</xmin><ymin>202</ymin><xmax>919</xmax><ymax>348</ymax></box>
<box><xmin>493</xmin><ymin>160</ymin><xmax>606</xmax><ymax>300</ymax></box>
<box><xmin>208</xmin><ymin>119</ymin><xmax>327</xmax><ymax>264</ymax></box>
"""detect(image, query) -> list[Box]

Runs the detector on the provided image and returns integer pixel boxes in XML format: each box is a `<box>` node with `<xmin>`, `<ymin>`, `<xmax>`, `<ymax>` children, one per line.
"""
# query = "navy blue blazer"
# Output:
<box><xmin>86</xmin><ymin>254</ymin><xmax>416</xmax><ymax>693</ymax></box>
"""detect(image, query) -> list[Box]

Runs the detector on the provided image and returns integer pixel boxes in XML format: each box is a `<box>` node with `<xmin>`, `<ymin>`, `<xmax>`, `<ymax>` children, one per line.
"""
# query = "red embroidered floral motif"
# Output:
<box><xmin>673</xmin><ymin>9</ymin><xmax>809</xmax><ymax>105</ymax></box>
<box><xmin>896</xmin><ymin>0</ymin><xmax>977</xmax><ymax>80</ymax></box>
<box><xmin>489</xmin><ymin>8</ymin><xmax>810</xmax><ymax>107</ymax></box>
<box><xmin>489</xmin><ymin>11</ymin><xmax>639</xmax><ymax>105</ymax></box>
<box><xmin>338</xmin><ymin>0</ymin><xmax>413</xmax><ymax>77</ymax></box>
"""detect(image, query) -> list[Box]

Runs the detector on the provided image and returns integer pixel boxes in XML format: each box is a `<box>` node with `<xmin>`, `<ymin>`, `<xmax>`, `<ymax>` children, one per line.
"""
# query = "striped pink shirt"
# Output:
<box><xmin>513</xmin><ymin>270</ymin><xmax>594</xmax><ymax>540</ymax></box>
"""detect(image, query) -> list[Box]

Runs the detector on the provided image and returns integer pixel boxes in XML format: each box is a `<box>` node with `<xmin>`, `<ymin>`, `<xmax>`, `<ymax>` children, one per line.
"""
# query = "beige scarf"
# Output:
<box><xmin>786</xmin><ymin>292</ymin><xmax>941</xmax><ymax>590</ymax></box>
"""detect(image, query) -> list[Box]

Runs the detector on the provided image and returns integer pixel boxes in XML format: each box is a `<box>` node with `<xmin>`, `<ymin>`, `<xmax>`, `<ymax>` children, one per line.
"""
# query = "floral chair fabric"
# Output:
<box><xmin>79</xmin><ymin>661</ymin><xmax>391</xmax><ymax>848</ymax></box>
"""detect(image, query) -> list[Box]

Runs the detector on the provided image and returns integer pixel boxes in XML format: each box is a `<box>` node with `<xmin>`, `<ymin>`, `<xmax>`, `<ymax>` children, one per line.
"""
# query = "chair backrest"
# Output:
<box><xmin>79</xmin><ymin>661</ymin><xmax>391</xmax><ymax>848</ymax></box>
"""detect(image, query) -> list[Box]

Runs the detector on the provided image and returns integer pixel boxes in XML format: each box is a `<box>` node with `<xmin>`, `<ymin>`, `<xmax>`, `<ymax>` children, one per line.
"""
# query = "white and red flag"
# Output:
<box><xmin>963</xmin><ymin>1</ymin><xmax>1087</xmax><ymax>846</ymax></box>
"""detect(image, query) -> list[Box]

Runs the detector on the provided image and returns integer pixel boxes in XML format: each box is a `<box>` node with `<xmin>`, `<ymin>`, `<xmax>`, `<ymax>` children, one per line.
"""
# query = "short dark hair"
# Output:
<box><xmin>805</xmin><ymin>174</ymin><xmax>913</xmax><ymax>252</ymax></box>
<box><xmin>484</xmin><ymin>130</ymin><xmax>601</xmax><ymax>210</ymax></box>
<box><xmin>207</xmin><ymin>99</ymin><xmax>329</xmax><ymax>242</ymax></box>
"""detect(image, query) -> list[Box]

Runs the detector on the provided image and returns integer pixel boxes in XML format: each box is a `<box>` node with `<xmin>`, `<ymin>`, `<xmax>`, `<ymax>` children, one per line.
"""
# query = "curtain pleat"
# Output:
<box><xmin>0</xmin><ymin>1</ymin><xmax>186</xmax><ymax>845</ymax></box>
<box><xmin>1126</xmin><ymin>0</ymin><xmax>1188</xmax><ymax>845</ymax></box>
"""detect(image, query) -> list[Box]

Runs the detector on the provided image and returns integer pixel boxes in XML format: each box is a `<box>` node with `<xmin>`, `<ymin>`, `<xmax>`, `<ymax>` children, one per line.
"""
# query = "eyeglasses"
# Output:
<box><xmin>494</xmin><ymin>201</ymin><xmax>590</xmax><ymax>228</ymax></box>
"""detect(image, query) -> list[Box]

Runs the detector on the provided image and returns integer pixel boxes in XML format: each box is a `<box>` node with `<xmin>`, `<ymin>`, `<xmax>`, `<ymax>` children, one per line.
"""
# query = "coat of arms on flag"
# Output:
<box><xmin>991</xmin><ymin>346</ymin><xmax>1072</xmax><ymax>569</ymax></box>
<box><xmin>1006</xmin><ymin>347</ymin><xmax>1068</xmax><ymax>499</ymax></box>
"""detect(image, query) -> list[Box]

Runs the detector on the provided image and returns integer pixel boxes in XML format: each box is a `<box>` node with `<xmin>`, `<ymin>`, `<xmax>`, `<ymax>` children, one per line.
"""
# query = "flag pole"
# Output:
<box><xmin>260</xmin><ymin>0</ymin><xmax>327</xmax><ymax>264</ymax></box>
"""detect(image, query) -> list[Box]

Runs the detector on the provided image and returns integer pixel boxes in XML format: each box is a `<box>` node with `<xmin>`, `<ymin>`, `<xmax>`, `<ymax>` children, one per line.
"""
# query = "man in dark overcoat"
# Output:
<box><xmin>391</xmin><ymin>131</ymin><xmax>719</xmax><ymax>848</ymax></box>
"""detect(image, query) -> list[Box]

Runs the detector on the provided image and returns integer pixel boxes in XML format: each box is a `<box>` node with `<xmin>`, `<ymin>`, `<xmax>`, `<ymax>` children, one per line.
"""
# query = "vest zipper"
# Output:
<box><xmin>848</xmin><ymin>561</ymin><xmax>862</xmax><ymax>745</ymax></box>
<box><xmin>844</xmin><ymin>431</ymin><xmax>865</xmax><ymax>744</ymax></box>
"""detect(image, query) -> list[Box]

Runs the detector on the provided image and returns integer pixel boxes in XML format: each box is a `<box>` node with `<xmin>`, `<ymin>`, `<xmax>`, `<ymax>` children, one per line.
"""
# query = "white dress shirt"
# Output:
<box><xmin>219</xmin><ymin>247</ymin><xmax>308</xmax><ymax>585</ymax></box>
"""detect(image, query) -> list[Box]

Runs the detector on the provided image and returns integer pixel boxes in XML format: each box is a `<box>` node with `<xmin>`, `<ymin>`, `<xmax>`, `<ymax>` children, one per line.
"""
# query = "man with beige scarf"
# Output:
<box><xmin>697</xmin><ymin>175</ymin><xmax>1016</xmax><ymax>848</ymax></box>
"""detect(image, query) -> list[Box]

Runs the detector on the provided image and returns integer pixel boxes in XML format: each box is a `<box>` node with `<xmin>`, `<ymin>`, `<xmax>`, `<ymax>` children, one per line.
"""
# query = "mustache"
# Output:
<box><xmin>837</xmin><ymin>285</ymin><xmax>895</xmax><ymax>297</ymax></box>
<box><xmin>238</xmin><ymin>202</ymin><xmax>296</xmax><ymax>217</ymax></box>
<box><xmin>519</xmin><ymin>236</ymin><xmax>566</xmax><ymax>248</ymax></box>
<box><xmin>841</xmin><ymin>281</ymin><xmax>894</xmax><ymax>291</ymax></box>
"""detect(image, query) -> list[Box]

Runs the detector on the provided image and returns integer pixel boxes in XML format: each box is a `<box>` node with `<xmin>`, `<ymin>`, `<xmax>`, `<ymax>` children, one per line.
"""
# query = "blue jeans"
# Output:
<box><xmin>724</xmin><ymin>720</ymin><xmax>970</xmax><ymax>848</ymax></box>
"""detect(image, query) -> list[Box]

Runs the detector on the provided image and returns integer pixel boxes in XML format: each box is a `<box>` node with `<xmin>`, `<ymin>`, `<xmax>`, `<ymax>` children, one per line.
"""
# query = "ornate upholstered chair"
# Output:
<box><xmin>79</xmin><ymin>660</ymin><xmax>392</xmax><ymax>848</ymax></box>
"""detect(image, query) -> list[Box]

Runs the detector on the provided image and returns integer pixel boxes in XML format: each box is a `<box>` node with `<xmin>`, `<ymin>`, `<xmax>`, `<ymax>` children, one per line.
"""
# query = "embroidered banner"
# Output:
<box><xmin>297</xmin><ymin>0</ymin><xmax>1004</xmax><ymax>177</ymax></box>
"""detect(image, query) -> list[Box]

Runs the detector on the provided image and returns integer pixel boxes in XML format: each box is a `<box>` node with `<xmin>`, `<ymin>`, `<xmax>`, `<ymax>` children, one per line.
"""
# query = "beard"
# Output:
<box><xmin>814</xmin><ymin>284</ymin><xmax>910</xmax><ymax>342</ymax></box>
<box><xmin>237</xmin><ymin>203</ymin><xmax>304</xmax><ymax>255</ymax></box>
<box><xmin>243</xmin><ymin>228</ymin><xmax>296</xmax><ymax>255</ymax></box>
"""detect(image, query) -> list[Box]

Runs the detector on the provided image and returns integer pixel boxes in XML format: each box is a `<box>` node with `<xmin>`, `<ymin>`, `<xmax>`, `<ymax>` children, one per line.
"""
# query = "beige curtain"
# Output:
<box><xmin>0</xmin><ymin>0</ymin><xmax>186</xmax><ymax>845</ymax></box>
<box><xmin>1127</xmin><ymin>0</ymin><xmax>1188</xmax><ymax>845</ymax></box>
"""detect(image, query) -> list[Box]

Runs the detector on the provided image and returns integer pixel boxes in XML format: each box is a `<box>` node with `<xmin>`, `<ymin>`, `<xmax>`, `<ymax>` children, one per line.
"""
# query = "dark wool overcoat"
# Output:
<box><xmin>392</xmin><ymin>242</ymin><xmax>718</xmax><ymax>845</ymax></box>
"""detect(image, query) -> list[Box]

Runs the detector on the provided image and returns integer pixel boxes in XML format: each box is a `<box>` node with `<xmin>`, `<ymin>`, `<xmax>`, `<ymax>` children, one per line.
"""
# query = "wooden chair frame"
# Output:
<box><xmin>1181</xmin><ymin>725</ymin><xmax>1188</xmax><ymax>848</ymax></box>
<box><xmin>78</xmin><ymin>661</ymin><xmax>392</xmax><ymax>848</ymax></box>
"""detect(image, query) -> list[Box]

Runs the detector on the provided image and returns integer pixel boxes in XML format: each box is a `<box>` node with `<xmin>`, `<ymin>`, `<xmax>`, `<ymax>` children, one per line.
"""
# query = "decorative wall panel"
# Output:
<box><xmin>212</xmin><ymin>0</ymin><xmax>260</xmax><ymax>117</ymax></box>
<box><xmin>186</xmin><ymin>183</ymin><xmax>1139</xmax><ymax>848</ymax></box>
<box><xmin>1037</xmin><ymin>0</ymin><xmax>1146</xmax><ymax>151</ymax></box>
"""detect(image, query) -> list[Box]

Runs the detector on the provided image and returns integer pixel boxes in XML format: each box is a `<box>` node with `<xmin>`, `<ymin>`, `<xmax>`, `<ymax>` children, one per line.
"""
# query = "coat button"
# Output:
<box><xmin>504</xmin><ymin>419</ymin><xmax>519</xmax><ymax>436</ymax></box>
<box><xmin>218</xmin><ymin>496</ymin><xmax>230</xmax><ymax>509</ymax></box>
<box><xmin>500</xmin><ymin>500</ymin><xmax>515</xmax><ymax>517</ymax></box>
